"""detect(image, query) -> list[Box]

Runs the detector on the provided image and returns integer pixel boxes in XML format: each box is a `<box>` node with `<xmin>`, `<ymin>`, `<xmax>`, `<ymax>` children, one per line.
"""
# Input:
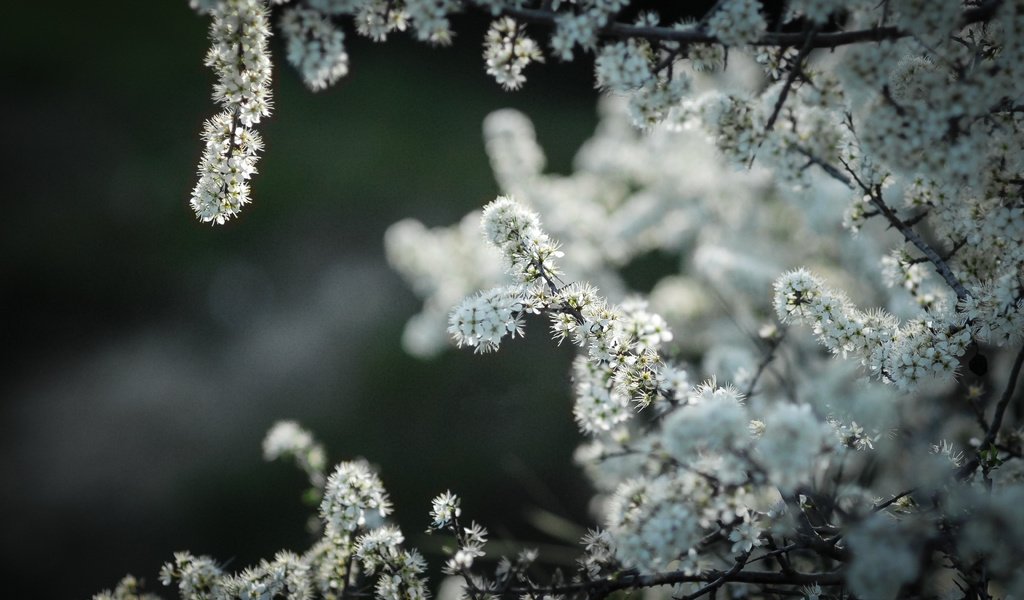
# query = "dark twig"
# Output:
<box><xmin>743</xmin><ymin>328</ymin><xmax>787</xmax><ymax>399</ymax></box>
<box><xmin>906</xmin><ymin>237</ymin><xmax>967</xmax><ymax>265</ymax></box>
<box><xmin>798</xmin><ymin>147</ymin><xmax>970</xmax><ymax>301</ymax></box>
<box><xmin>958</xmin><ymin>344</ymin><xmax>1024</xmax><ymax>478</ymax></box>
<box><xmin>902</xmin><ymin>210</ymin><xmax>930</xmax><ymax>227</ymax></box>
<box><xmin>863</xmin><ymin>188</ymin><xmax>969</xmax><ymax>301</ymax></box>
<box><xmin>485</xmin><ymin>1</ymin><xmax>1000</xmax><ymax>49</ymax></box>
<box><xmin>676</xmin><ymin>550</ymin><xmax>753</xmax><ymax>600</ymax></box>
<box><xmin>504</xmin><ymin>568</ymin><xmax>844</xmax><ymax>597</ymax></box>
<box><xmin>764</xmin><ymin>25</ymin><xmax>821</xmax><ymax>132</ymax></box>
<box><xmin>872</xmin><ymin>489</ymin><xmax>915</xmax><ymax>512</ymax></box>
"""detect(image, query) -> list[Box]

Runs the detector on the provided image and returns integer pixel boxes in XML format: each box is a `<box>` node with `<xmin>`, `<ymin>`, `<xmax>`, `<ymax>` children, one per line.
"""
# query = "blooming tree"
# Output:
<box><xmin>97</xmin><ymin>0</ymin><xmax>1024</xmax><ymax>599</ymax></box>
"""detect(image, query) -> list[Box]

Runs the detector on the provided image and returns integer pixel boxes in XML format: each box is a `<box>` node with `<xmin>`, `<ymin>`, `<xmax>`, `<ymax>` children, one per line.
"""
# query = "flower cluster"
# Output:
<box><xmin>844</xmin><ymin>515</ymin><xmax>920</xmax><ymax>599</ymax></box>
<box><xmin>571</xmin><ymin>355</ymin><xmax>633</xmax><ymax>434</ymax></box>
<box><xmin>107</xmin><ymin>424</ymin><xmax>435</xmax><ymax>600</ymax></box>
<box><xmin>481</xmin><ymin>195</ymin><xmax>563</xmax><ymax>284</ymax></box>
<box><xmin>661</xmin><ymin>383</ymin><xmax>749</xmax><ymax>464</ymax></box>
<box><xmin>447</xmin><ymin>285</ymin><xmax>526</xmax><ymax>353</ymax></box>
<box><xmin>706</xmin><ymin>0</ymin><xmax>766</xmax><ymax>48</ymax></box>
<box><xmin>117</xmin><ymin>1</ymin><xmax>1024</xmax><ymax>598</ymax></box>
<box><xmin>320</xmin><ymin>460</ymin><xmax>392</xmax><ymax>539</ymax></box>
<box><xmin>594</xmin><ymin>40</ymin><xmax>653</xmax><ymax>93</ymax></box>
<box><xmin>222</xmin><ymin>552</ymin><xmax>314</xmax><ymax>600</ymax></box>
<box><xmin>190</xmin><ymin>0</ymin><xmax>272</xmax><ymax>225</ymax></box>
<box><xmin>774</xmin><ymin>268</ymin><xmax>971</xmax><ymax>390</ymax></box>
<box><xmin>445</xmin><ymin>522</ymin><xmax>487</xmax><ymax>574</ymax></box>
<box><xmin>605</xmin><ymin>474</ymin><xmax>707</xmax><ymax>570</ymax></box>
<box><xmin>784</xmin><ymin>0</ymin><xmax>846</xmax><ymax>24</ymax></box>
<box><xmin>263</xmin><ymin>419</ymin><xmax>327</xmax><ymax>488</ymax></box>
<box><xmin>93</xmin><ymin>576</ymin><xmax>161</xmax><ymax>600</ymax></box>
<box><xmin>355</xmin><ymin>527</ymin><xmax>430</xmax><ymax>600</ymax></box>
<box><xmin>483</xmin><ymin>17</ymin><xmax>543</xmax><ymax>90</ymax></box>
<box><xmin>754</xmin><ymin>403</ymin><xmax>830</xmax><ymax>491</ymax></box>
<box><xmin>280</xmin><ymin>6</ymin><xmax>349</xmax><ymax>91</ymax></box>
<box><xmin>429</xmin><ymin>490</ymin><xmax>461</xmax><ymax>529</ymax></box>
<box><xmin>547</xmin><ymin>0</ymin><xmax>628</xmax><ymax>61</ymax></box>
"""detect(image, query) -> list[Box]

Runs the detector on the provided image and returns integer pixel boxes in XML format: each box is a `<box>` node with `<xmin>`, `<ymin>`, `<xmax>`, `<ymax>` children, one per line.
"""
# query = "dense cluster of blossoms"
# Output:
<box><xmin>280</xmin><ymin>6</ymin><xmax>349</xmax><ymax>90</ymax></box>
<box><xmin>187</xmin><ymin>0</ymin><xmax>1024</xmax><ymax>221</ymax></box>
<box><xmin>190</xmin><ymin>0</ymin><xmax>272</xmax><ymax>224</ymax></box>
<box><xmin>773</xmin><ymin>268</ymin><xmax>973</xmax><ymax>390</ymax></box>
<box><xmin>263</xmin><ymin>419</ymin><xmax>328</xmax><ymax>488</ymax></box>
<box><xmin>99</xmin><ymin>0</ymin><xmax>1024</xmax><ymax>599</ymax></box>
<box><xmin>483</xmin><ymin>17</ymin><xmax>543</xmax><ymax>90</ymax></box>
<box><xmin>95</xmin><ymin>423</ymin><xmax>430</xmax><ymax>600</ymax></box>
<box><xmin>380</xmin><ymin>0</ymin><xmax>1024</xmax><ymax>590</ymax></box>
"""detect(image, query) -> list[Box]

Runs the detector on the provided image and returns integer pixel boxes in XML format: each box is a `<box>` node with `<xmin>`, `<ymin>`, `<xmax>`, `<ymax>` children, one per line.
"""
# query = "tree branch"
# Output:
<box><xmin>863</xmin><ymin>188</ymin><xmax>969</xmax><ymax>301</ymax></box>
<box><xmin>798</xmin><ymin>147</ymin><xmax>970</xmax><ymax>301</ymax></box>
<box><xmin>676</xmin><ymin>550</ymin><xmax>753</xmax><ymax>600</ymax></box>
<box><xmin>504</xmin><ymin>567</ymin><xmax>844</xmax><ymax>597</ymax></box>
<box><xmin>958</xmin><ymin>344</ymin><xmax>1024</xmax><ymax>478</ymax></box>
<box><xmin>764</xmin><ymin>25</ymin><xmax>821</xmax><ymax>132</ymax></box>
<box><xmin>484</xmin><ymin>1</ymin><xmax>1000</xmax><ymax>49</ymax></box>
<box><xmin>743</xmin><ymin>328</ymin><xmax>787</xmax><ymax>399</ymax></box>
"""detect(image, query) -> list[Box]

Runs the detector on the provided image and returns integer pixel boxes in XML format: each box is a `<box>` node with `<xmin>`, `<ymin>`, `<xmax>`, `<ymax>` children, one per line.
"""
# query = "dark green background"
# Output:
<box><xmin>0</xmin><ymin>2</ymin><xmax>606</xmax><ymax>597</ymax></box>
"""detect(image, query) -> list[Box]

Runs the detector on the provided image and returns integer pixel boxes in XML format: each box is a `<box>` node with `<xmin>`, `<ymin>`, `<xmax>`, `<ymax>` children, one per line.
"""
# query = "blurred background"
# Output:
<box><xmin>0</xmin><ymin>2</ymin><xmax>607</xmax><ymax>597</ymax></box>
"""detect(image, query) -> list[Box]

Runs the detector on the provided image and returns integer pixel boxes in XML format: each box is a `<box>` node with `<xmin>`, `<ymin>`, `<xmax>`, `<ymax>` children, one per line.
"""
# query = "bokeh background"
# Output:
<box><xmin>0</xmin><ymin>2</ymin><xmax>609</xmax><ymax>597</ymax></box>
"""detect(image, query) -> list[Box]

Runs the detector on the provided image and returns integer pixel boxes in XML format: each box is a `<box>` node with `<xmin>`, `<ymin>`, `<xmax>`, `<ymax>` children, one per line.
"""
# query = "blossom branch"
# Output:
<box><xmin>482</xmin><ymin>1</ymin><xmax>1001</xmax><ymax>49</ymax></box>
<box><xmin>764</xmin><ymin>25</ymin><xmax>820</xmax><ymax>132</ymax></box>
<box><xmin>502</xmin><ymin>567</ymin><xmax>843</xmax><ymax>598</ymax></box>
<box><xmin>800</xmin><ymin>148</ymin><xmax>970</xmax><ymax>301</ymax></box>
<box><xmin>743</xmin><ymin>328</ymin><xmax>786</xmax><ymax>399</ymax></box>
<box><xmin>959</xmin><ymin>344</ymin><xmax>1024</xmax><ymax>478</ymax></box>
<box><xmin>675</xmin><ymin>549</ymin><xmax>753</xmax><ymax>600</ymax></box>
<box><xmin>861</xmin><ymin>186</ymin><xmax>969</xmax><ymax>301</ymax></box>
<box><xmin>872</xmin><ymin>489</ymin><xmax>915</xmax><ymax>513</ymax></box>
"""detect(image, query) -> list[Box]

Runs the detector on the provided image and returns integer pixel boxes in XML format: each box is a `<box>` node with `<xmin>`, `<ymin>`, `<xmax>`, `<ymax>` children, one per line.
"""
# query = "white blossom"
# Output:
<box><xmin>845</xmin><ymin>515</ymin><xmax>920</xmax><ymax>599</ymax></box>
<box><xmin>103</xmin><ymin>3</ymin><xmax>1024</xmax><ymax>599</ymax></box>
<box><xmin>447</xmin><ymin>285</ymin><xmax>526</xmax><ymax>353</ymax></box>
<box><xmin>754</xmin><ymin>403</ymin><xmax>829</xmax><ymax>491</ymax></box>
<box><xmin>280</xmin><ymin>6</ymin><xmax>349</xmax><ymax>91</ymax></box>
<box><xmin>320</xmin><ymin>460</ymin><xmax>392</xmax><ymax>539</ymax></box>
<box><xmin>429</xmin><ymin>490</ymin><xmax>462</xmax><ymax>529</ymax></box>
<box><xmin>189</xmin><ymin>0</ymin><xmax>272</xmax><ymax>224</ymax></box>
<box><xmin>483</xmin><ymin>17</ymin><xmax>543</xmax><ymax>90</ymax></box>
<box><xmin>707</xmin><ymin>0</ymin><xmax>766</xmax><ymax>47</ymax></box>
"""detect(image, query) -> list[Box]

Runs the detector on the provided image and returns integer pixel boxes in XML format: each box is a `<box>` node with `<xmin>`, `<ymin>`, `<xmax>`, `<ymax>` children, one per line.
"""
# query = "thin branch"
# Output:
<box><xmin>863</xmin><ymin>188</ymin><xmax>969</xmax><ymax>301</ymax></box>
<box><xmin>504</xmin><ymin>568</ymin><xmax>844</xmax><ymax>597</ymax></box>
<box><xmin>958</xmin><ymin>344</ymin><xmax>1024</xmax><ymax>478</ymax></box>
<box><xmin>906</xmin><ymin>237</ymin><xmax>967</xmax><ymax>265</ymax></box>
<box><xmin>676</xmin><ymin>550</ymin><xmax>752</xmax><ymax>600</ymax></box>
<box><xmin>486</xmin><ymin>1</ymin><xmax>1000</xmax><ymax>49</ymax></box>
<box><xmin>872</xmin><ymin>489</ymin><xmax>915</xmax><ymax>512</ymax></box>
<box><xmin>798</xmin><ymin>147</ymin><xmax>970</xmax><ymax>301</ymax></box>
<box><xmin>743</xmin><ymin>328</ymin><xmax>787</xmax><ymax>399</ymax></box>
<box><xmin>902</xmin><ymin>209</ymin><xmax>930</xmax><ymax>227</ymax></box>
<box><xmin>980</xmin><ymin>344</ymin><xmax>1024</xmax><ymax>451</ymax></box>
<box><xmin>750</xmin><ymin>538</ymin><xmax>798</xmax><ymax>572</ymax></box>
<box><xmin>764</xmin><ymin>25</ymin><xmax>821</xmax><ymax>132</ymax></box>
<box><xmin>795</xmin><ymin>148</ymin><xmax>851</xmax><ymax>186</ymax></box>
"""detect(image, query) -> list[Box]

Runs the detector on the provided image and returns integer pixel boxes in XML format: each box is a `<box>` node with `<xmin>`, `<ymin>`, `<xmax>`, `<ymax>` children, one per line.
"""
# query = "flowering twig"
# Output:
<box><xmin>958</xmin><ymin>344</ymin><xmax>1024</xmax><ymax>478</ymax></box>
<box><xmin>764</xmin><ymin>25</ymin><xmax>820</xmax><ymax>132</ymax></box>
<box><xmin>501</xmin><ymin>567</ymin><xmax>843</xmax><ymax>598</ymax></box>
<box><xmin>872</xmin><ymin>489</ymin><xmax>915</xmax><ymax>513</ymax></box>
<box><xmin>743</xmin><ymin>328</ymin><xmax>787</xmax><ymax>399</ymax></box>
<box><xmin>800</xmin><ymin>147</ymin><xmax>970</xmax><ymax>301</ymax></box>
<box><xmin>861</xmin><ymin>185</ymin><xmax>969</xmax><ymax>302</ymax></box>
<box><xmin>484</xmin><ymin>1</ymin><xmax>1000</xmax><ymax>49</ymax></box>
